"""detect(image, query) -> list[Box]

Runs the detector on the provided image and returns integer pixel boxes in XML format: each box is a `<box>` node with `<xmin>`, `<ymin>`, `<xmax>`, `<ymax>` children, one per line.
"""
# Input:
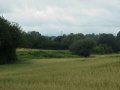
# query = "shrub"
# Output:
<box><xmin>69</xmin><ymin>39</ymin><xmax>95</xmax><ymax>57</ymax></box>
<box><xmin>93</xmin><ymin>44</ymin><xmax>113</xmax><ymax>54</ymax></box>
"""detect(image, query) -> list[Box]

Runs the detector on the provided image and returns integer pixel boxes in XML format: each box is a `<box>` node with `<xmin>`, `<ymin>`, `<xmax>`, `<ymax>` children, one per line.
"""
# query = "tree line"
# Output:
<box><xmin>19</xmin><ymin>30</ymin><xmax>120</xmax><ymax>54</ymax></box>
<box><xmin>0</xmin><ymin>16</ymin><xmax>120</xmax><ymax>64</ymax></box>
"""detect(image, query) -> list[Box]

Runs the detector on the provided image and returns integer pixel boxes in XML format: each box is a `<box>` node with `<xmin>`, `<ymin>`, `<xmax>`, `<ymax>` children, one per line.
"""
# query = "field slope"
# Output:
<box><xmin>0</xmin><ymin>53</ymin><xmax>120</xmax><ymax>90</ymax></box>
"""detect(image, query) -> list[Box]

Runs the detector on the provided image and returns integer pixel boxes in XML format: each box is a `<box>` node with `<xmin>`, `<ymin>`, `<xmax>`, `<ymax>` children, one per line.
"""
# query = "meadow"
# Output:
<box><xmin>0</xmin><ymin>49</ymin><xmax>120</xmax><ymax>90</ymax></box>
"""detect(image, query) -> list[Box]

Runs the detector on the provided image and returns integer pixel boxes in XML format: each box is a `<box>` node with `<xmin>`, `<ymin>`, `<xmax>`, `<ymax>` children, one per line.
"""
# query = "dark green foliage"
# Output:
<box><xmin>85</xmin><ymin>33</ymin><xmax>99</xmax><ymax>41</ymax></box>
<box><xmin>98</xmin><ymin>33</ymin><xmax>117</xmax><ymax>52</ymax></box>
<box><xmin>61</xmin><ymin>33</ymin><xmax>85</xmax><ymax>47</ymax></box>
<box><xmin>116</xmin><ymin>31</ymin><xmax>120</xmax><ymax>40</ymax></box>
<box><xmin>0</xmin><ymin>17</ymin><xmax>21</xmax><ymax>64</ymax></box>
<box><xmin>19</xmin><ymin>31</ymin><xmax>33</xmax><ymax>48</ymax></box>
<box><xmin>69</xmin><ymin>39</ymin><xmax>96</xmax><ymax>57</ymax></box>
<box><xmin>18</xmin><ymin>29</ymin><xmax>120</xmax><ymax>54</ymax></box>
<box><xmin>93</xmin><ymin>44</ymin><xmax>113</xmax><ymax>54</ymax></box>
<box><xmin>116</xmin><ymin>31</ymin><xmax>120</xmax><ymax>51</ymax></box>
<box><xmin>116</xmin><ymin>40</ymin><xmax>120</xmax><ymax>51</ymax></box>
<box><xmin>19</xmin><ymin>31</ymin><xmax>51</xmax><ymax>49</ymax></box>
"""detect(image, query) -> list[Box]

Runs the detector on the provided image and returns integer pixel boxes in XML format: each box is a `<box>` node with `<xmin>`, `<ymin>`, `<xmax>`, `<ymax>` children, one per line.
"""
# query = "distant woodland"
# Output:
<box><xmin>0</xmin><ymin>16</ymin><xmax>120</xmax><ymax>63</ymax></box>
<box><xmin>19</xmin><ymin>30</ymin><xmax>120</xmax><ymax>54</ymax></box>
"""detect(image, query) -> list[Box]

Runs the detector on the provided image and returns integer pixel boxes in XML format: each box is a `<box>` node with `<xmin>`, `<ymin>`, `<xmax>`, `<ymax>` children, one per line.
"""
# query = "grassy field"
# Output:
<box><xmin>17</xmin><ymin>49</ymin><xmax>79</xmax><ymax>59</ymax></box>
<box><xmin>0</xmin><ymin>49</ymin><xmax>120</xmax><ymax>90</ymax></box>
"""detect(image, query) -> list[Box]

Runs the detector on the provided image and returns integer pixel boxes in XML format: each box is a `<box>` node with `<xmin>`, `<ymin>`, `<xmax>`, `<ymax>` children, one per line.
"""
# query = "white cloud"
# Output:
<box><xmin>0</xmin><ymin>0</ymin><xmax>120</xmax><ymax>35</ymax></box>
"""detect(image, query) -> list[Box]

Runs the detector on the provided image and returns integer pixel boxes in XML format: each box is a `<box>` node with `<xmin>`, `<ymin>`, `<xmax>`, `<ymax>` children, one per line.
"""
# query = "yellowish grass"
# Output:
<box><xmin>0</xmin><ymin>54</ymin><xmax>120</xmax><ymax>90</ymax></box>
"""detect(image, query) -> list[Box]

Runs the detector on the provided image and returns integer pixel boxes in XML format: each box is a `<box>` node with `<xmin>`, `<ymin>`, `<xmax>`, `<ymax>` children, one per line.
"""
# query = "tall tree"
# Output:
<box><xmin>0</xmin><ymin>17</ymin><xmax>21</xmax><ymax>64</ymax></box>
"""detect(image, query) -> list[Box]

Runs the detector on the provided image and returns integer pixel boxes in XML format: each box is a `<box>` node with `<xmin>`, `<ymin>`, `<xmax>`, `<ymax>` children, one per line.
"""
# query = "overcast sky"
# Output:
<box><xmin>0</xmin><ymin>0</ymin><xmax>120</xmax><ymax>36</ymax></box>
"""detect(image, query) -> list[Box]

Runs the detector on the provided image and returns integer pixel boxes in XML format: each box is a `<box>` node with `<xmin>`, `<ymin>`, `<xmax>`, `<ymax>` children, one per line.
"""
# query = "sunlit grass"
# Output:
<box><xmin>17</xmin><ymin>49</ymin><xmax>79</xmax><ymax>59</ymax></box>
<box><xmin>0</xmin><ymin>53</ymin><xmax>120</xmax><ymax>90</ymax></box>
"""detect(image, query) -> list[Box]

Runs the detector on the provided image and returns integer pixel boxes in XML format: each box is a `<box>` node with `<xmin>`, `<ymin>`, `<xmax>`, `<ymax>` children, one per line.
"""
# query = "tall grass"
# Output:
<box><xmin>0</xmin><ymin>52</ymin><xmax>120</xmax><ymax>90</ymax></box>
<box><xmin>17</xmin><ymin>49</ymin><xmax>79</xmax><ymax>59</ymax></box>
